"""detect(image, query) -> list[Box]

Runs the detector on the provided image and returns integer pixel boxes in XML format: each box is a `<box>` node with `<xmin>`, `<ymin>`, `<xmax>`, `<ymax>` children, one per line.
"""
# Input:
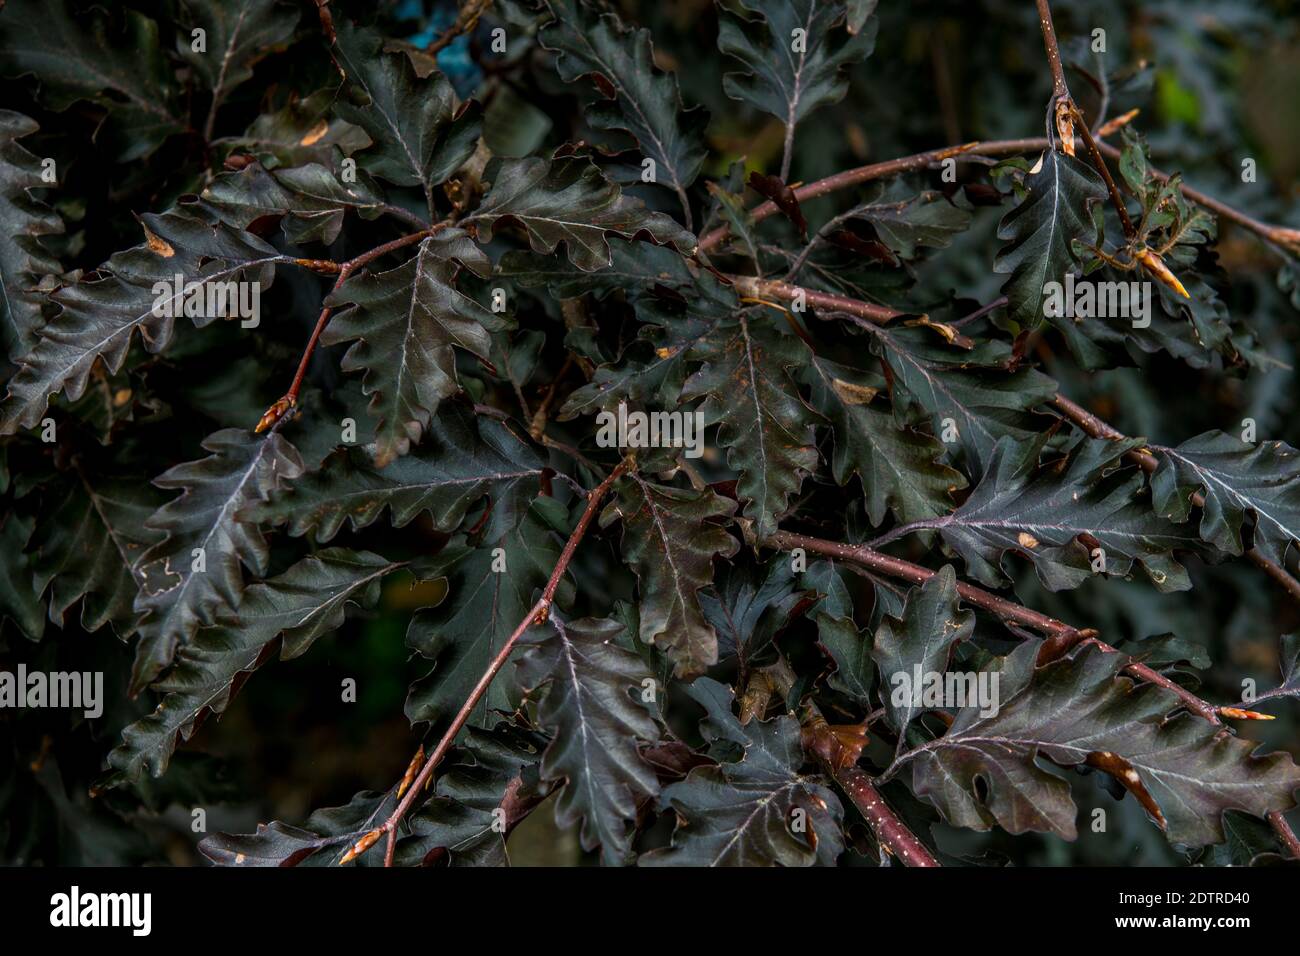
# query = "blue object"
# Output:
<box><xmin>402</xmin><ymin>3</ymin><xmax>484</xmax><ymax>98</ymax></box>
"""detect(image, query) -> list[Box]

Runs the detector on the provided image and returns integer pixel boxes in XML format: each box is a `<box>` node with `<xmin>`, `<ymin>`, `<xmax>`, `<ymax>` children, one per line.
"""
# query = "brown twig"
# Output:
<box><xmin>766</xmin><ymin>656</ymin><xmax>940</xmax><ymax>866</ymax></box>
<box><xmin>1049</xmin><ymin>394</ymin><xmax>1300</xmax><ymax>604</ymax></box>
<box><xmin>739</xmin><ymin>273</ymin><xmax>1300</xmax><ymax>607</ymax></box>
<box><xmin>765</xmin><ymin>529</ymin><xmax>1221</xmax><ymax>724</ymax></box>
<box><xmin>1034</xmin><ymin>0</ymin><xmax>1069</xmax><ymax>101</ymax></box>
<box><xmin>697</xmin><ymin>134</ymin><xmax>1298</xmax><ymax>262</ymax></box>
<box><xmin>697</xmin><ymin>139</ymin><xmax>1040</xmax><ymax>254</ymax></box>
<box><xmin>768</xmin><ymin>529</ymin><xmax>1300</xmax><ymax>853</ymax></box>
<box><xmin>256</xmin><ymin>227</ymin><xmax>442</xmax><ymax>433</ymax></box>
<box><xmin>729</xmin><ymin>275</ymin><xmax>907</xmax><ymax>324</ymax></box>
<box><xmin>1268</xmin><ymin>810</ymin><xmax>1300</xmax><ymax>860</ymax></box>
<box><xmin>1070</xmin><ymin>105</ymin><xmax>1136</xmax><ymax>239</ymax></box>
<box><xmin>375</xmin><ymin>459</ymin><xmax>631</xmax><ymax>866</ymax></box>
<box><xmin>529</xmin><ymin>354</ymin><xmax>574</xmax><ymax>441</ymax></box>
<box><xmin>427</xmin><ymin>0</ymin><xmax>493</xmax><ymax>55</ymax></box>
<box><xmin>836</xmin><ymin>767</ymin><xmax>940</xmax><ymax>866</ymax></box>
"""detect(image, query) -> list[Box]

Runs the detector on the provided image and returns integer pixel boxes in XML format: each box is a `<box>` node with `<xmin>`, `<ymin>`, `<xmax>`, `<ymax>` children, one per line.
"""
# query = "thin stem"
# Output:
<box><xmin>698</xmin><ymin>135</ymin><xmax>1298</xmax><ymax>260</ymax></box>
<box><xmin>378</xmin><ymin>460</ymin><xmax>631</xmax><ymax>866</ymax></box>
<box><xmin>782</xmin><ymin>205</ymin><xmax>860</xmax><ymax>282</ymax></box>
<box><xmin>427</xmin><ymin>0</ymin><xmax>493</xmax><ymax>55</ymax></box>
<box><xmin>763</xmin><ymin>529</ymin><xmax>1224</xmax><ymax>723</ymax></box>
<box><xmin>1034</xmin><ymin>0</ymin><xmax>1070</xmax><ymax>100</ymax></box>
<box><xmin>780</xmin><ymin>121</ymin><xmax>796</xmax><ymax>184</ymax></box>
<box><xmin>767</xmin><ymin>655</ymin><xmax>939</xmax><ymax>866</ymax></box>
<box><xmin>950</xmin><ymin>295</ymin><xmax>1009</xmax><ymax>328</ymax></box>
<box><xmin>697</xmin><ymin>139</ymin><xmax>1042</xmax><ymax>254</ymax></box>
<box><xmin>728</xmin><ymin>274</ymin><xmax>907</xmax><ymax>324</ymax></box>
<box><xmin>1269</xmin><ymin>811</ymin><xmax>1300</xmax><ymax>860</ymax></box>
<box><xmin>1071</xmin><ymin>105</ymin><xmax>1136</xmax><ymax>239</ymax></box>
<box><xmin>1049</xmin><ymin>394</ymin><xmax>1300</xmax><ymax>604</ymax></box>
<box><xmin>865</xmin><ymin>517</ymin><xmax>949</xmax><ymax>549</ymax></box>
<box><xmin>257</xmin><ymin>227</ymin><xmax>441</xmax><ymax>432</ymax></box>
<box><xmin>380</xmin><ymin>202</ymin><xmax>434</xmax><ymax>231</ymax></box>
<box><xmin>202</xmin><ymin>95</ymin><xmax>223</xmax><ymax>148</ymax></box>
<box><xmin>675</xmin><ymin>184</ymin><xmax>695</xmax><ymax>235</ymax></box>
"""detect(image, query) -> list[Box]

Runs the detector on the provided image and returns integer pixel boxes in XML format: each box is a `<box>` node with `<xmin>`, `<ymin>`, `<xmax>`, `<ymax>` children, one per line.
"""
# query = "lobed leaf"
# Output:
<box><xmin>248</xmin><ymin>402</ymin><xmax>544</xmax><ymax>541</ymax></box>
<box><xmin>682</xmin><ymin>315</ymin><xmax>821</xmax><ymax>537</ymax></box>
<box><xmin>933</xmin><ymin>436</ymin><xmax>1203</xmax><ymax>592</ymax></box>
<box><xmin>516</xmin><ymin>615</ymin><xmax>661</xmax><ymax>865</ymax></box>
<box><xmin>908</xmin><ymin>641</ymin><xmax>1300</xmax><ymax>846</ymax></box>
<box><xmin>0</xmin><ymin>208</ymin><xmax>281</xmax><ymax>434</ymax></box>
<box><xmin>321</xmin><ymin>230</ymin><xmax>507</xmax><ymax>467</ymax></box>
<box><xmin>718</xmin><ymin>0</ymin><xmax>877</xmax><ymax>132</ymax></box>
<box><xmin>994</xmin><ymin>148</ymin><xmax>1106</xmax><ymax>329</ymax></box>
<box><xmin>330</xmin><ymin>20</ymin><xmax>482</xmax><ymax>206</ymax></box>
<box><xmin>469</xmin><ymin>155</ymin><xmax>695</xmax><ymax>271</ymax></box>
<box><xmin>601</xmin><ymin>475</ymin><xmax>739</xmax><ymax>677</ymax></box>
<box><xmin>1151</xmin><ymin>431</ymin><xmax>1300</xmax><ymax>566</ymax></box>
<box><xmin>643</xmin><ymin>678</ymin><xmax>844</xmax><ymax>866</ymax></box>
<box><xmin>871</xmin><ymin>566</ymin><xmax>974</xmax><ymax>733</ymax></box>
<box><xmin>30</xmin><ymin>473</ymin><xmax>162</xmax><ymax>639</ymax></box>
<box><xmin>540</xmin><ymin>0</ymin><xmax>708</xmax><ymax>212</ymax></box>
<box><xmin>130</xmin><ymin>428</ymin><xmax>305</xmax><ymax>694</ymax></box>
<box><xmin>807</xmin><ymin>353</ymin><xmax>965</xmax><ymax>524</ymax></box>
<box><xmin>108</xmin><ymin>549</ymin><xmax>400</xmax><ymax>783</ymax></box>
<box><xmin>0</xmin><ymin>110</ymin><xmax>63</xmax><ymax>360</ymax></box>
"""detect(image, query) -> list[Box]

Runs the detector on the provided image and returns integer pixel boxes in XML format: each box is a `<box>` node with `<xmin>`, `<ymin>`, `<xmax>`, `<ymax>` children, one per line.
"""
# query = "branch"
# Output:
<box><xmin>697</xmin><ymin>134</ymin><xmax>1298</xmax><ymax>261</ymax></box>
<box><xmin>370</xmin><ymin>459</ymin><xmax>631</xmax><ymax>866</ymax></box>
<box><xmin>766</xmin><ymin>656</ymin><xmax>940</xmax><ymax>866</ymax></box>
<box><xmin>1268</xmin><ymin>811</ymin><xmax>1300</xmax><ymax>860</ymax></box>
<box><xmin>1034</xmin><ymin>0</ymin><xmax>1069</xmax><ymax>101</ymax></box>
<box><xmin>763</xmin><ymin>528</ymin><xmax>1238</xmax><ymax>725</ymax></box>
<box><xmin>836</xmin><ymin>767</ymin><xmax>940</xmax><ymax>866</ymax></box>
<box><xmin>1070</xmin><ymin>104</ymin><xmax>1136</xmax><ymax>239</ymax></box>
<box><xmin>697</xmin><ymin>139</ymin><xmax>1041</xmax><ymax>253</ymax></box>
<box><xmin>728</xmin><ymin>274</ymin><xmax>907</xmax><ymax>323</ymax></box>
<box><xmin>737</xmin><ymin>274</ymin><xmax>1300</xmax><ymax>607</ymax></box>
<box><xmin>1049</xmin><ymin>394</ymin><xmax>1300</xmax><ymax>605</ymax></box>
<box><xmin>255</xmin><ymin>226</ymin><xmax>444</xmax><ymax>433</ymax></box>
<box><xmin>427</xmin><ymin>0</ymin><xmax>493</xmax><ymax>55</ymax></box>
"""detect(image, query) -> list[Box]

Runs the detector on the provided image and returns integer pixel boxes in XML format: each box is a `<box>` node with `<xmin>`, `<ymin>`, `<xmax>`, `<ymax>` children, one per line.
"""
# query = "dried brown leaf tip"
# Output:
<box><xmin>801</xmin><ymin>714</ymin><xmax>869</xmax><ymax>771</ymax></box>
<box><xmin>141</xmin><ymin>222</ymin><xmax>174</xmax><ymax>258</ymax></box>
<box><xmin>299</xmin><ymin>120</ymin><xmax>330</xmax><ymax>146</ymax></box>
<box><xmin>338</xmin><ymin>828</ymin><xmax>383</xmax><ymax>865</ymax></box>
<box><xmin>1097</xmin><ymin>108</ymin><xmax>1140</xmax><ymax>138</ymax></box>
<box><xmin>907</xmin><ymin>315</ymin><xmax>974</xmax><ymax>349</ymax></box>
<box><xmin>1085</xmin><ymin>750</ymin><xmax>1166</xmax><ymax>829</ymax></box>
<box><xmin>739</xmin><ymin>670</ymin><xmax>776</xmax><ymax>725</ymax></box>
